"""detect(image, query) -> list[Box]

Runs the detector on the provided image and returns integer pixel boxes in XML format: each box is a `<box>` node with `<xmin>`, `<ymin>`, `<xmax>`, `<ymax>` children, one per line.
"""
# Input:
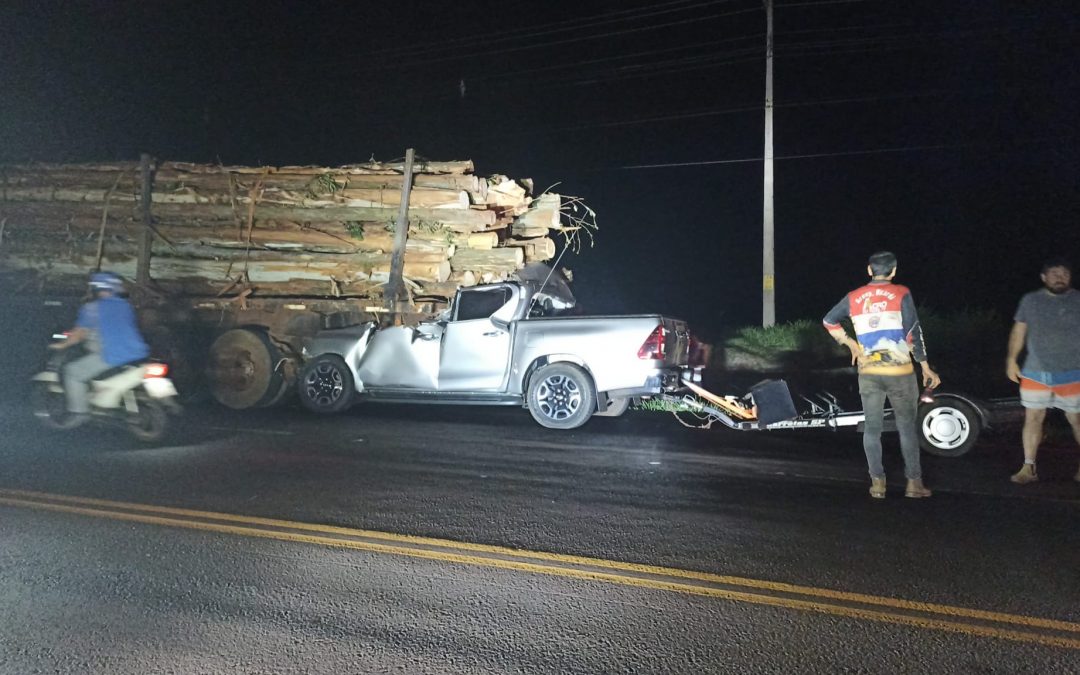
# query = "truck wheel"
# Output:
<box><xmin>527</xmin><ymin>363</ymin><xmax>596</xmax><ymax>430</ymax></box>
<box><xmin>918</xmin><ymin>398</ymin><xmax>981</xmax><ymax>457</ymax></box>
<box><xmin>207</xmin><ymin>329</ymin><xmax>284</xmax><ymax>410</ymax></box>
<box><xmin>594</xmin><ymin>395</ymin><xmax>631</xmax><ymax>418</ymax></box>
<box><xmin>298</xmin><ymin>355</ymin><xmax>355</xmax><ymax>414</ymax></box>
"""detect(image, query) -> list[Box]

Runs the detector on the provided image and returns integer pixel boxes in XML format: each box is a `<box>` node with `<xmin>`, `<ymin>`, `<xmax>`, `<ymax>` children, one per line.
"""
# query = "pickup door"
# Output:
<box><xmin>438</xmin><ymin>284</ymin><xmax>518</xmax><ymax>391</ymax></box>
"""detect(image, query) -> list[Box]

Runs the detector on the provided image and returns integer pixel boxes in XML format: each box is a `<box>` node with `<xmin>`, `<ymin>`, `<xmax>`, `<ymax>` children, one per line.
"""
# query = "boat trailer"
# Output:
<box><xmin>657</xmin><ymin>379</ymin><xmax>998</xmax><ymax>458</ymax></box>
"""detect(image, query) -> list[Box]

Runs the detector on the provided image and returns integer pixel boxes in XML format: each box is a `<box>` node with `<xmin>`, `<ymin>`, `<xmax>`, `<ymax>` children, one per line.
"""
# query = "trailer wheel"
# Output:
<box><xmin>918</xmin><ymin>398</ymin><xmax>981</xmax><ymax>457</ymax></box>
<box><xmin>298</xmin><ymin>355</ymin><xmax>354</xmax><ymax>414</ymax></box>
<box><xmin>207</xmin><ymin>329</ymin><xmax>284</xmax><ymax>410</ymax></box>
<box><xmin>527</xmin><ymin>362</ymin><xmax>596</xmax><ymax>430</ymax></box>
<box><xmin>594</xmin><ymin>395</ymin><xmax>631</xmax><ymax>418</ymax></box>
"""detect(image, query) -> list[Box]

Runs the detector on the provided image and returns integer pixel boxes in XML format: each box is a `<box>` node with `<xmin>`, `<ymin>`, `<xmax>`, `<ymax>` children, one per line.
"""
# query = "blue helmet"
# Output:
<box><xmin>89</xmin><ymin>271</ymin><xmax>124</xmax><ymax>293</ymax></box>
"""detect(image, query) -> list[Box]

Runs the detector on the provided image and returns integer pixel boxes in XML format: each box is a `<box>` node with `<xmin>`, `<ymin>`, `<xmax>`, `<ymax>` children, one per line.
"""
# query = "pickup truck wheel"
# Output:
<box><xmin>918</xmin><ymin>398</ymin><xmax>981</xmax><ymax>457</ymax></box>
<box><xmin>298</xmin><ymin>355</ymin><xmax>354</xmax><ymax>414</ymax></box>
<box><xmin>594</xmin><ymin>395</ymin><xmax>631</xmax><ymax>418</ymax></box>
<box><xmin>527</xmin><ymin>363</ymin><xmax>596</xmax><ymax>430</ymax></box>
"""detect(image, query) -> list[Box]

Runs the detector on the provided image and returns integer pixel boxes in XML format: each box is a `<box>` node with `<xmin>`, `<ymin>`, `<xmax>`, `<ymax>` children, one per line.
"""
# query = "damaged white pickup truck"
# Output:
<box><xmin>297</xmin><ymin>269</ymin><xmax>695</xmax><ymax>429</ymax></box>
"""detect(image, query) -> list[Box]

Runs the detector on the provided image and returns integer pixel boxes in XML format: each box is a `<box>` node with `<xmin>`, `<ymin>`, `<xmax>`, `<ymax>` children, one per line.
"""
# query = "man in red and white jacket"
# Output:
<box><xmin>823</xmin><ymin>251</ymin><xmax>941</xmax><ymax>499</ymax></box>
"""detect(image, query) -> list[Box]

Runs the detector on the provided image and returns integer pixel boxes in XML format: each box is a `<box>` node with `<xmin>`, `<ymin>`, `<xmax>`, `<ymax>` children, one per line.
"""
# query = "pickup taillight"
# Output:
<box><xmin>637</xmin><ymin>326</ymin><xmax>667</xmax><ymax>360</ymax></box>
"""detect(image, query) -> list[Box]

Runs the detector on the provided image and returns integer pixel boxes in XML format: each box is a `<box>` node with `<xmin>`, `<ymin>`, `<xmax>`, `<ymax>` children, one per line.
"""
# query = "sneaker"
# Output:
<box><xmin>905</xmin><ymin>479</ymin><xmax>932</xmax><ymax>498</ymax></box>
<box><xmin>869</xmin><ymin>477</ymin><xmax>886</xmax><ymax>499</ymax></box>
<box><xmin>1010</xmin><ymin>464</ymin><xmax>1038</xmax><ymax>484</ymax></box>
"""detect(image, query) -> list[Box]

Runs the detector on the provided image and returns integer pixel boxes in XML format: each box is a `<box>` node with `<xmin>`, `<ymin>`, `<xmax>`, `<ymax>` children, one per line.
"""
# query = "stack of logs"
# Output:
<box><xmin>0</xmin><ymin>159</ymin><xmax>564</xmax><ymax>300</ymax></box>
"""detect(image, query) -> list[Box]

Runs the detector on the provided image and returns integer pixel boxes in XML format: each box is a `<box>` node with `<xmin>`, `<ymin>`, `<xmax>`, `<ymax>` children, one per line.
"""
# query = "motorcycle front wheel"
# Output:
<box><xmin>128</xmin><ymin>394</ymin><xmax>168</xmax><ymax>442</ymax></box>
<box><xmin>30</xmin><ymin>381</ymin><xmax>82</xmax><ymax>430</ymax></box>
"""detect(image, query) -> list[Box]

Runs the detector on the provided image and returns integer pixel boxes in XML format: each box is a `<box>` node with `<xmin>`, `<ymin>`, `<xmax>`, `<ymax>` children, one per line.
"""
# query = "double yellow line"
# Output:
<box><xmin>2</xmin><ymin>488</ymin><xmax>1078</xmax><ymax>651</ymax></box>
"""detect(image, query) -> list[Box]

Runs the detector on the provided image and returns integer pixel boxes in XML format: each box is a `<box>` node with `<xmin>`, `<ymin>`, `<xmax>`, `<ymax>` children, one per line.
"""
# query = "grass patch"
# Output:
<box><xmin>724</xmin><ymin>319</ymin><xmax>845</xmax><ymax>360</ymax></box>
<box><xmin>717</xmin><ymin>307</ymin><xmax>1009</xmax><ymax>390</ymax></box>
<box><xmin>633</xmin><ymin>397</ymin><xmax>698</xmax><ymax>412</ymax></box>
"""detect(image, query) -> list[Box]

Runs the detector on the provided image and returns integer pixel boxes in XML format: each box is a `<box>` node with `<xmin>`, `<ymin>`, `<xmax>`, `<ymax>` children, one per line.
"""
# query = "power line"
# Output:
<box><xmin>775</xmin><ymin>0</ymin><xmax>881</xmax><ymax>8</ymax></box>
<box><xmin>380</xmin><ymin>5</ymin><xmax>765</xmax><ymax>70</ymax></box>
<box><xmin>374</xmin><ymin>0</ymin><xmax>752</xmax><ymax>61</ymax></box>
<box><xmin>494</xmin><ymin>78</ymin><xmax>1062</xmax><ymax>135</ymax></box>
<box><xmin>459</xmin><ymin>33</ymin><xmax>764</xmax><ymax>85</ymax></box>
<box><xmin>617</xmin><ymin>137</ymin><xmax>1065</xmax><ymax>170</ymax></box>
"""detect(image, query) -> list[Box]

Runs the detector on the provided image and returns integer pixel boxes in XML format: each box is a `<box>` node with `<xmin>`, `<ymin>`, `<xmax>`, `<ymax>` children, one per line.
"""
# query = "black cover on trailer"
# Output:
<box><xmin>751</xmin><ymin>380</ymin><xmax>799</xmax><ymax>426</ymax></box>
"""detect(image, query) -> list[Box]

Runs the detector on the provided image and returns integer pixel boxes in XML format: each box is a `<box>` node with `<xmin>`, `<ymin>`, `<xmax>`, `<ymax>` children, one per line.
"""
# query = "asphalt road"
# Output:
<box><xmin>1</xmin><ymin>399</ymin><xmax>1078</xmax><ymax>674</ymax></box>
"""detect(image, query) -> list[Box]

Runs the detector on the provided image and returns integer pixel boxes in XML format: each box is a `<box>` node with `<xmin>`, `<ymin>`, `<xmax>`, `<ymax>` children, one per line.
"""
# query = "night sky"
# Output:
<box><xmin>2</xmin><ymin>0</ymin><xmax>1078</xmax><ymax>337</ymax></box>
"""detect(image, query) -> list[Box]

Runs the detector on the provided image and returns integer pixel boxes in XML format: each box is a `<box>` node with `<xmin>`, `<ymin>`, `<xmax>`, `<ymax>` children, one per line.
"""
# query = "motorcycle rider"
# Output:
<box><xmin>51</xmin><ymin>272</ymin><xmax>150</xmax><ymax>421</ymax></box>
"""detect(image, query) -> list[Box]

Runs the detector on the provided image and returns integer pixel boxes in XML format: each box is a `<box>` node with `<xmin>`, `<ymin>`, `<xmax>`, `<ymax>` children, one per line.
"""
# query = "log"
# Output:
<box><xmin>1</xmin><ymin>250</ymin><xmax>452</xmax><ymax>285</ymax></box>
<box><xmin>449</xmin><ymin>246</ymin><xmax>524</xmax><ymax>273</ymax></box>
<box><xmin>161</xmin><ymin>159</ymin><xmax>475</xmax><ymax>175</ymax></box>
<box><xmin>0</xmin><ymin>216</ymin><xmax>466</xmax><ymax>256</ymax></box>
<box><xmin>510</xmin><ymin>193</ymin><xmax>561</xmax><ymax>238</ymax></box>
<box><xmin>2</xmin><ymin>159</ymin><xmax>476</xmax><ymax>176</ymax></box>
<box><xmin>506</xmin><ymin>237</ymin><xmax>556</xmax><ymax>262</ymax></box>
<box><xmin>485</xmin><ymin>176</ymin><xmax>530</xmax><ymax>213</ymax></box>
<box><xmin>1</xmin><ymin>185</ymin><xmax>473</xmax><ymax>210</ymax></box>
<box><xmin>463</xmin><ymin>232</ymin><xmax>499</xmax><ymax>250</ymax></box>
<box><xmin>145</xmin><ymin>202</ymin><xmax>499</xmax><ymax>231</ymax></box>
<box><xmin>3</xmin><ymin>170</ymin><xmax>485</xmax><ymax>197</ymax></box>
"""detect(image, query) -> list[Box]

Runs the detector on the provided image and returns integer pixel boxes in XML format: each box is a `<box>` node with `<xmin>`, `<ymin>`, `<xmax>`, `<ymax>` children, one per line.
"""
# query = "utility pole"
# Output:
<box><xmin>384</xmin><ymin>147</ymin><xmax>416</xmax><ymax>312</ymax></box>
<box><xmin>762</xmin><ymin>0</ymin><xmax>776</xmax><ymax>327</ymax></box>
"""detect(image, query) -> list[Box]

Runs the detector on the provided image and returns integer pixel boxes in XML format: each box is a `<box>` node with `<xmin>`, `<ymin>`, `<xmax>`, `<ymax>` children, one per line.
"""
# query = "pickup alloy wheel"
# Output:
<box><xmin>527</xmin><ymin>362</ymin><xmax>596</xmax><ymax>430</ymax></box>
<box><xmin>298</xmin><ymin>355</ymin><xmax>355</xmax><ymax>414</ymax></box>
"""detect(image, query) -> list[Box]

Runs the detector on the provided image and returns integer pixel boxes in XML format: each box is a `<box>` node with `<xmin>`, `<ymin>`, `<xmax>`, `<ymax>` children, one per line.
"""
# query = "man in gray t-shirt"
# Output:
<box><xmin>1005</xmin><ymin>258</ymin><xmax>1080</xmax><ymax>484</ymax></box>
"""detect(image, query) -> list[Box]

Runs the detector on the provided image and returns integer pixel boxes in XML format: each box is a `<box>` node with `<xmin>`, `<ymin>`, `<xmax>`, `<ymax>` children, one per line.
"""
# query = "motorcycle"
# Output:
<box><xmin>31</xmin><ymin>333</ymin><xmax>181</xmax><ymax>442</ymax></box>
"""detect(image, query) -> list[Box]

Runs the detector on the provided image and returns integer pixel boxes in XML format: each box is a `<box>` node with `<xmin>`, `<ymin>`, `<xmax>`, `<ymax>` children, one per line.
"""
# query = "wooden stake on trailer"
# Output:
<box><xmin>384</xmin><ymin>148</ymin><xmax>415</xmax><ymax>312</ymax></box>
<box><xmin>136</xmin><ymin>154</ymin><xmax>153</xmax><ymax>285</ymax></box>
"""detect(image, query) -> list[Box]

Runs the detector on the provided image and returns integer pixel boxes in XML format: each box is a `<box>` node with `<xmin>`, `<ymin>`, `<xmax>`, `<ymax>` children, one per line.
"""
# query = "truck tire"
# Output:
<box><xmin>527</xmin><ymin>362</ymin><xmax>596</xmax><ymax>430</ymax></box>
<box><xmin>918</xmin><ymin>397</ymin><xmax>981</xmax><ymax>457</ymax></box>
<box><xmin>594</xmin><ymin>395</ymin><xmax>631</xmax><ymax>418</ymax></box>
<box><xmin>207</xmin><ymin>329</ymin><xmax>284</xmax><ymax>410</ymax></box>
<box><xmin>297</xmin><ymin>355</ymin><xmax>355</xmax><ymax>414</ymax></box>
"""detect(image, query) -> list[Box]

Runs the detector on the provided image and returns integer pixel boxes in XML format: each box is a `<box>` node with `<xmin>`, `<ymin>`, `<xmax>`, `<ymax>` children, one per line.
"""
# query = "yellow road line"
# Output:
<box><xmin>1</xmin><ymin>490</ymin><xmax>1078</xmax><ymax>651</ymax></box>
<box><xmin>3</xmin><ymin>488</ymin><xmax>1076</xmax><ymax>635</ymax></box>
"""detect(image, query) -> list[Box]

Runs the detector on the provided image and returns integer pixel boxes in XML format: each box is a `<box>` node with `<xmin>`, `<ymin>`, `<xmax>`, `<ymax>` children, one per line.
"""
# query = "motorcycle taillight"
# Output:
<box><xmin>144</xmin><ymin>363</ymin><xmax>169</xmax><ymax>378</ymax></box>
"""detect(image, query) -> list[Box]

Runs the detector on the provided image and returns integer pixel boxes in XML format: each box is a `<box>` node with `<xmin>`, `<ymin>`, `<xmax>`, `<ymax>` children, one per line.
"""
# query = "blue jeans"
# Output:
<box><xmin>858</xmin><ymin>373</ymin><xmax>921</xmax><ymax>481</ymax></box>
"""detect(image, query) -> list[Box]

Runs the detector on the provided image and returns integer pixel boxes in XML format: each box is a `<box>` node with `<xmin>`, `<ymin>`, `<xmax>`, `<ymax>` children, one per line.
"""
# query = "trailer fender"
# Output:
<box><xmin>926</xmin><ymin>390</ymin><xmax>993</xmax><ymax>430</ymax></box>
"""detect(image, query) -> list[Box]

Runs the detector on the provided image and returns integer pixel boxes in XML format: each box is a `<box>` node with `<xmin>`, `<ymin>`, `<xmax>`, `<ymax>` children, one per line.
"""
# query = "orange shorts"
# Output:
<box><xmin>1019</xmin><ymin>375</ymin><xmax>1080</xmax><ymax>413</ymax></box>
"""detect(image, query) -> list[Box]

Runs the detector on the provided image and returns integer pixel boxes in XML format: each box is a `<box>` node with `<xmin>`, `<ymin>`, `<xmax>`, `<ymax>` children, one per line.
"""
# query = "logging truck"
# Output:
<box><xmin>0</xmin><ymin>156</ymin><xmax>588</xmax><ymax>409</ymax></box>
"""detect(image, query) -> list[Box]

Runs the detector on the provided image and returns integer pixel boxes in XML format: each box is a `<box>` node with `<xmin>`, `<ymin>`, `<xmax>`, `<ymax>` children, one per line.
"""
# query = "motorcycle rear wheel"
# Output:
<box><xmin>128</xmin><ymin>394</ymin><xmax>168</xmax><ymax>442</ymax></box>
